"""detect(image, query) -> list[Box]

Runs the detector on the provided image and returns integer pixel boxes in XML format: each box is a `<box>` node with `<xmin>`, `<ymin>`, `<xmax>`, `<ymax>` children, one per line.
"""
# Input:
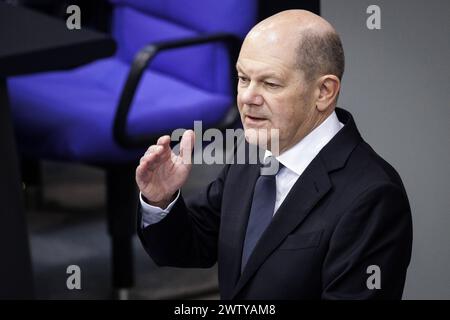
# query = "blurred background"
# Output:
<box><xmin>0</xmin><ymin>0</ymin><xmax>448</xmax><ymax>300</ymax></box>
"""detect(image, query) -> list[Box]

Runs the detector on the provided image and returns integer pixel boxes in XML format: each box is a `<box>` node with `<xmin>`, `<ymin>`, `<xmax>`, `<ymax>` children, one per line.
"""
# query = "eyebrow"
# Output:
<box><xmin>235</xmin><ymin>64</ymin><xmax>283</xmax><ymax>80</ymax></box>
<box><xmin>235</xmin><ymin>64</ymin><xmax>244</xmax><ymax>73</ymax></box>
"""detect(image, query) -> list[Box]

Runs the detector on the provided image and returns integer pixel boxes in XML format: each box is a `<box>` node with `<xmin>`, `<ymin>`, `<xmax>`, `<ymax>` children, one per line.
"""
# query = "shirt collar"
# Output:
<box><xmin>264</xmin><ymin>111</ymin><xmax>344</xmax><ymax>176</ymax></box>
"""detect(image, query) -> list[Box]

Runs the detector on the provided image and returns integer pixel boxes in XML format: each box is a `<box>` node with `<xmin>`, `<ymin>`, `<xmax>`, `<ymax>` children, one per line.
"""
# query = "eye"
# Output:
<box><xmin>264</xmin><ymin>81</ymin><xmax>280</xmax><ymax>88</ymax></box>
<box><xmin>238</xmin><ymin>76</ymin><xmax>250</xmax><ymax>85</ymax></box>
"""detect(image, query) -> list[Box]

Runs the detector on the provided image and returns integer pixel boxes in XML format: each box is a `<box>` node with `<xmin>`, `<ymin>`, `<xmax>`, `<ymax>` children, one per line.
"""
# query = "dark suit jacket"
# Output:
<box><xmin>138</xmin><ymin>108</ymin><xmax>413</xmax><ymax>300</ymax></box>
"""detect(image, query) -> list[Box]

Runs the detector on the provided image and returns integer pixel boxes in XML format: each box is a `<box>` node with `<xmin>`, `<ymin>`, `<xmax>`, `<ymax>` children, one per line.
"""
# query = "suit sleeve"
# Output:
<box><xmin>137</xmin><ymin>164</ymin><xmax>230</xmax><ymax>268</ymax></box>
<box><xmin>322</xmin><ymin>183</ymin><xmax>413</xmax><ymax>299</ymax></box>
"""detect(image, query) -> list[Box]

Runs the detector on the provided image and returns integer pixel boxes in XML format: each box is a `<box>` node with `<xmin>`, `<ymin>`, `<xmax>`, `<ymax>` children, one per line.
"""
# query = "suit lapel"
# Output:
<box><xmin>231</xmin><ymin>157</ymin><xmax>332</xmax><ymax>299</ymax></box>
<box><xmin>219</xmin><ymin>162</ymin><xmax>260</xmax><ymax>299</ymax></box>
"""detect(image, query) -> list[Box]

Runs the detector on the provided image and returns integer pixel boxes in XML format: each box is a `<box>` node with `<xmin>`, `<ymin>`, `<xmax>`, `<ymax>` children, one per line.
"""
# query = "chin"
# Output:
<box><xmin>244</xmin><ymin>127</ymin><xmax>272</xmax><ymax>150</ymax></box>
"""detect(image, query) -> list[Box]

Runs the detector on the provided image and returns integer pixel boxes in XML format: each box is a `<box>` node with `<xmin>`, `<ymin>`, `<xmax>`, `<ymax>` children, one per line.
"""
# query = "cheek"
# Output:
<box><xmin>267</xmin><ymin>97</ymin><xmax>293</xmax><ymax>124</ymax></box>
<box><xmin>236</xmin><ymin>96</ymin><xmax>244</xmax><ymax>116</ymax></box>
<box><xmin>236</xmin><ymin>92</ymin><xmax>245</xmax><ymax>111</ymax></box>
<box><xmin>267</xmin><ymin>99</ymin><xmax>300</xmax><ymax>135</ymax></box>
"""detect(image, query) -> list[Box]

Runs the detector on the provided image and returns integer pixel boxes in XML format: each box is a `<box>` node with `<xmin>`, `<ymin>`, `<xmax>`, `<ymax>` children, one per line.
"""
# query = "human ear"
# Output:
<box><xmin>316</xmin><ymin>75</ymin><xmax>340</xmax><ymax>112</ymax></box>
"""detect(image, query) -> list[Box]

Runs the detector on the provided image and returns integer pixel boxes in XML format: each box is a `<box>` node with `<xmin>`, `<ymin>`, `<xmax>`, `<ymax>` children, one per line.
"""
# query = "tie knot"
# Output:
<box><xmin>260</xmin><ymin>156</ymin><xmax>282</xmax><ymax>176</ymax></box>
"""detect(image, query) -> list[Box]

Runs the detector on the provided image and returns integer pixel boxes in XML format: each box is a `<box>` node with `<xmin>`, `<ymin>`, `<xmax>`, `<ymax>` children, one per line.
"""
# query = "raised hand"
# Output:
<box><xmin>136</xmin><ymin>130</ymin><xmax>195</xmax><ymax>208</ymax></box>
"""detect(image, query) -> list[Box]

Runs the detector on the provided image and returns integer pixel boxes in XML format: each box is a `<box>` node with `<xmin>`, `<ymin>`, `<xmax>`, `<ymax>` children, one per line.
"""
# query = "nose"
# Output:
<box><xmin>239</xmin><ymin>83</ymin><xmax>264</xmax><ymax>106</ymax></box>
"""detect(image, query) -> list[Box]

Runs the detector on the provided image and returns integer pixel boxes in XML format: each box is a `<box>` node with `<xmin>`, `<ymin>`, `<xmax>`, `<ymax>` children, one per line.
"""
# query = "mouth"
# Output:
<box><xmin>244</xmin><ymin>115</ymin><xmax>268</xmax><ymax>126</ymax></box>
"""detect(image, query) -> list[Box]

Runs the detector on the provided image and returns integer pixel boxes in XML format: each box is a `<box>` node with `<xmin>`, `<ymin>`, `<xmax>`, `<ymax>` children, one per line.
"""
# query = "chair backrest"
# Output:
<box><xmin>110</xmin><ymin>0</ymin><xmax>257</xmax><ymax>94</ymax></box>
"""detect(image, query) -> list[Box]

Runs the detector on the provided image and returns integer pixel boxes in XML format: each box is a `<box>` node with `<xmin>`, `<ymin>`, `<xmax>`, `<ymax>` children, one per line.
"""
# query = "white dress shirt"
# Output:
<box><xmin>140</xmin><ymin>111</ymin><xmax>344</xmax><ymax>227</ymax></box>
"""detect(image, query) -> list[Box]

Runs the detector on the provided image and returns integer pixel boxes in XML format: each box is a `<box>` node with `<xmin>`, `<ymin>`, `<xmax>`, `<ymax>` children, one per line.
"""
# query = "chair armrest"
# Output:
<box><xmin>113</xmin><ymin>33</ymin><xmax>241</xmax><ymax>149</ymax></box>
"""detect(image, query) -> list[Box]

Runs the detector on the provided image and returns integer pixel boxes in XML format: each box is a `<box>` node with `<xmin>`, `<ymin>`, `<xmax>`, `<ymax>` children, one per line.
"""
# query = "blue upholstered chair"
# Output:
<box><xmin>8</xmin><ymin>0</ymin><xmax>257</xmax><ymax>297</ymax></box>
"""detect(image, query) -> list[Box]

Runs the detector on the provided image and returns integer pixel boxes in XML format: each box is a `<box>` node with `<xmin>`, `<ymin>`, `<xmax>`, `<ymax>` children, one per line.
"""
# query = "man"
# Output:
<box><xmin>135</xmin><ymin>10</ymin><xmax>412</xmax><ymax>299</ymax></box>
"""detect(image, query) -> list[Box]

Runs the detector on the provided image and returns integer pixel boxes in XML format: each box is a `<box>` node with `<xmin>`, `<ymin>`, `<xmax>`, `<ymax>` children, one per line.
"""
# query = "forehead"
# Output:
<box><xmin>237</xmin><ymin>32</ymin><xmax>298</xmax><ymax>77</ymax></box>
<box><xmin>236</xmin><ymin>42</ymin><xmax>297</xmax><ymax>77</ymax></box>
<box><xmin>236</xmin><ymin>59</ymin><xmax>289</xmax><ymax>81</ymax></box>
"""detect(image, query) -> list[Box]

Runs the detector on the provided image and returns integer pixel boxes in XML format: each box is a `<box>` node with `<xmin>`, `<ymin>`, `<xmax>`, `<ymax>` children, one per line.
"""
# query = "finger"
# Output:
<box><xmin>179</xmin><ymin>129</ymin><xmax>195</xmax><ymax>164</ymax></box>
<box><xmin>136</xmin><ymin>154</ymin><xmax>159</xmax><ymax>181</ymax></box>
<box><xmin>145</xmin><ymin>145</ymin><xmax>161</xmax><ymax>155</ymax></box>
<box><xmin>140</xmin><ymin>152</ymin><xmax>155</xmax><ymax>166</ymax></box>
<box><xmin>142</xmin><ymin>141</ymin><xmax>171</xmax><ymax>169</ymax></box>
<box><xmin>136</xmin><ymin>161</ymin><xmax>148</xmax><ymax>180</ymax></box>
<box><xmin>139</xmin><ymin>152</ymin><xmax>158</xmax><ymax>170</ymax></box>
<box><xmin>144</xmin><ymin>143</ymin><xmax>155</xmax><ymax>154</ymax></box>
<box><xmin>157</xmin><ymin>136</ymin><xmax>173</xmax><ymax>162</ymax></box>
<box><xmin>142</xmin><ymin>143</ymin><xmax>168</xmax><ymax>165</ymax></box>
<box><xmin>157</xmin><ymin>135</ymin><xmax>171</xmax><ymax>146</ymax></box>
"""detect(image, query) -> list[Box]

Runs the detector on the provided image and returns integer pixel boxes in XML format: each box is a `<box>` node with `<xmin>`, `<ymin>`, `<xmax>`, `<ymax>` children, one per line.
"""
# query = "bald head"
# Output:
<box><xmin>250</xmin><ymin>10</ymin><xmax>336</xmax><ymax>37</ymax></box>
<box><xmin>242</xmin><ymin>10</ymin><xmax>345</xmax><ymax>82</ymax></box>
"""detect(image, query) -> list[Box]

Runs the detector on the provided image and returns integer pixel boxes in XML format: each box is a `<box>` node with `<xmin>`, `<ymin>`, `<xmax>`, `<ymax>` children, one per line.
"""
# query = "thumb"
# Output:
<box><xmin>179</xmin><ymin>129</ymin><xmax>195</xmax><ymax>165</ymax></box>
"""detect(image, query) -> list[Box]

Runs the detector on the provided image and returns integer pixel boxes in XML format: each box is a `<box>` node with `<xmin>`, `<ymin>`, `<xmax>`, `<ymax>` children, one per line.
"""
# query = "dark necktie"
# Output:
<box><xmin>241</xmin><ymin>157</ymin><xmax>281</xmax><ymax>273</ymax></box>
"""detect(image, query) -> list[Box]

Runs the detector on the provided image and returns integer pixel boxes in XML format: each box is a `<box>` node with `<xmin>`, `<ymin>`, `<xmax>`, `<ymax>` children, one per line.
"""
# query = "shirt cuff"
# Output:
<box><xmin>140</xmin><ymin>190</ymin><xmax>180</xmax><ymax>228</ymax></box>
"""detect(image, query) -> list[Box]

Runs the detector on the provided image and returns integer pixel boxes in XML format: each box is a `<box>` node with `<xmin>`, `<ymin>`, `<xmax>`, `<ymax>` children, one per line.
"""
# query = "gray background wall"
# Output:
<box><xmin>321</xmin><ymin>0</ymin><xmax>450</xmax><ymax>299</ymax></box>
